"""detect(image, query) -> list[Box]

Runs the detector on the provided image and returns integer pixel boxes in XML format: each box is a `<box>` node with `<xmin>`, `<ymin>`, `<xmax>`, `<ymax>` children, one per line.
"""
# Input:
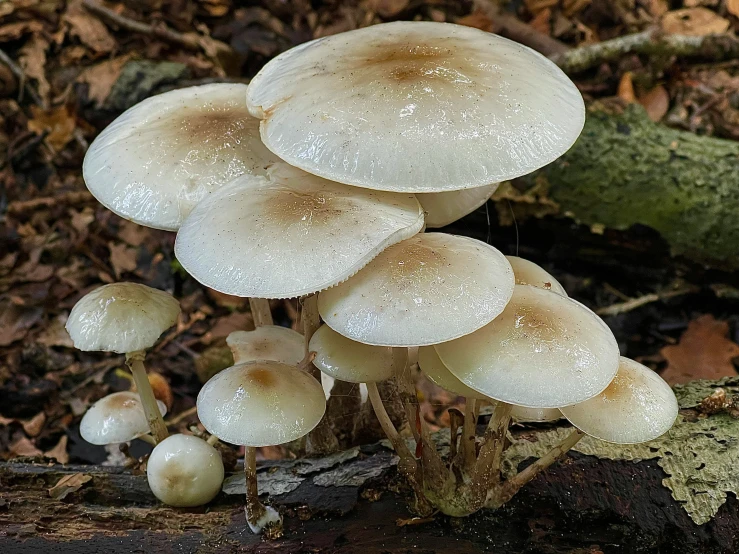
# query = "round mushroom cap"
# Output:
<box><xmin>147</xmin><ymin>434</ymin><xmax>225</xmax><ymax>507</ymax></box>
<box><xmin>506</xmin><ymin>256</ymin><xmax>566</xmax><ymax>296</ymax></box>
<box><xmin>560</xmin><ymin>357</ymin><xmax>678</xmax><ymax>444</ymax></box>
<box><xmin>417</xmin><ymin>184</ymin><xmax>499</xmax><ymax>228</ymax></box>
<box><xmin>83</xmin><ymin>84</ymin><xmax>279</xmax><ymax>231</ymax></box>
<box><xmin>66</xmin><ymin>283</ymin><xmax>180</xmax><ymax>353</ymax></box>
<box><xmin>309</xmin><ymin>324</ymin><xmax>396</xmax><ymax>383</ymax></box>
<box><xmin>436</xmin><ymin>285</ymin><xmax>619</xmax><ymax>408</ymax></box>
<box><xmin>80</xmin><ymin>391</ymin><xmax>167</xmax><ymax>445</ymax></box>
<box><xmin>246</xmin><ymin>21</ymin><xmax>584</xmax><ymax>193</ymax></box>
<box><xmin>197</xmin><ymin>360</ymin><xmax>326</xmax><ymax>447</ymax></box>
<box><xmin>175</xmin><ymin>163</ymin><xmax>424</xmax><ymax>299</ymax></box>
<box><xmin>418</xmin><ymin>346</ymin><xmax>488</xmax><ymax>400</ymax></box>
<box><xmin>511</xmin><ymin>406</ymin><xmax>562</xmax><ymax>423</ymax></box>
<box><xmin>227</xmin><ymin>326</ymin><xmax>304</xmax><ymax>366</ymax></box>
<box><xmin>318</xmin><ymin>233</ymin><xmax>514</xmax><ymax>346</ymax></box>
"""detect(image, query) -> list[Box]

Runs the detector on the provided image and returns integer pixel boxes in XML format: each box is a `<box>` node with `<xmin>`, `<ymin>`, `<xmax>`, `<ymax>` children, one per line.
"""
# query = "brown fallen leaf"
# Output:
<box><xmin>44</xmin><ymin>435</ymin><xmax>69</xmax><ymax>464</ymax></box>
<box><xmin>456</xmin><ymin>10</ymin><xmax>494</xmax><ymax>32</ymax></box>
<box><xmin>22</xmin><ymin>412</ymin><xmax>46</xmax><ymax>437</ymax></box>
<box><xmin>368</xmin><ymin>0</ymin><xmax>409</xmax><ymax>18</ymax></box>
<box><xmin>9</xmin><ymin>436</ymin><xmax>42</xmax><ymax>458</ymax></box>
<box><xmin>727</xmin><ymin>0</ymin><xmax>739</xmax><ymax>18</ymax></box>
<box><xmin>661</xmin><ymin>315</ymin><xmax>739</xmax><ymax>384</ymax></box>
<box><xmin>76</xmin><ymin>55</ymin><xmax>132</xmax><ymax>107</ymax></box>
<box><xmin>617</xmin><ymin>72</ymin><xmax>636</xmax><ymax>103</ymax></box>
<box><xmin>638</xmin><ymin>85</ymin><xmax>670</xmax><ymax>122</ymax></box>
<box><xmin>0</xmin><ymin>303</ymin><xmax>43</xmax><ymax>347</ymax></box>
<box><xmin>108</xmin><ymin>241</ymin><xmax>138</xmax><ymax>279</ymax></box>
<box><xmin>662</xmin><ymin>8</ymin><xmax>730</xmax><ymax>36</ymax></box>
<box><xmin>63</xmin><ymin>0</ymin><xmax>116</xmax><ymax>55</ymax></box>
<box><xmin>17</xmin><ymin>33</ymin><xmax>50</xmax><ymax>102</ymax></box>
<box><xmin>0</xmin><ymin>20</ymin><xmax>44</xmax><ymax>42</ymax></box>
<box><xmin>48</xmin><ymin>472</ymin><xmax>91</xmax><ymax>500</ymax></box>
<box><xmin>27</xmin><ymin>105</ymin><xmax>76</xmax><ymax>151</ymax></box>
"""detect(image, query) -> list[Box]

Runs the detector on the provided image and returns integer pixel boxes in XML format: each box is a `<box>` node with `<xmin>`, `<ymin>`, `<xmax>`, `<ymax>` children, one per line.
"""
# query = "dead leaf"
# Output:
<box><xmin>661</xmin><ymin>315</ymin><xmax>739</xmax><ymax>384</ymax></box>
<box><xmin>9</xmin><ymin>436</ymin><xmax>42</xmax><ymax>458</ymax></box>
<box><xmin>36</xmin><ymin>314</ymin><xmax>75</xmax><ymax>348</ymax></box>
<box><xmin>63</xmin><ymin>0</ymin><xmax>116</xmax><ymax>54</ymax></box>
<box><xmin>638</xmin><ymin>85</ymin><xmax>670</xmax><ymax>122</ymax></box>
<box><xmin>48</xmin><ymin>472</ymin><xmax>91</xmax><ymax>499</ymax></box>
<box><xmin>456</xmin><ymin>10</ymin><xmax>494</xmax><ymax>32</ymax></box>
<box><xmin>529</xmin><ymin>8</ymin><xmax>552</xmax><ymax>36</ymax></box>
<box><xmin>729</xmin><ymin>0</ymin><xmax>739</xmax><ymax>18</ymax></box>
<box><xmin>108</xmin><ymin>241</ymin><xmax>138</xmax><ymax>278</ymax></box>
<box><xmin>661</xmin><ymin>8</ymin><xmax>730</xmax><ymax>36</ymax></box>
<box><xmin>202</xmin><ymin>311</ymin><xmax>254</xmax><ymax>344</ymax></box>
<box><xmin>76</xmin><ymin>55</ymin><xmax>132</xmax><ymax>107</ymax></box>
<box><xmin>22</xmin><ymin>412</ymin><xmax>46</xmax><ymax>437</ymax></box>
<box><xmin>0</xmin><ymin>303</ymin><xmax>43</xmax><ymax>347</ymax></box>
<box><xmin>27</xmin><ymin>105</ymin><xmax>76</xmax><ymax>151</ymax></box>
<box><xmin>17</xmin><ymin>34</ymin><xmax>50</xmax><ymax>102</ymax></box>
<box><xmin>0</xmin><ymin>21</ymin><xmax>44</xmax><ymax>42</ymax></box>
<box><xmin>118</xmin><ymin>220</ymin><xmax>150</xmax><ymax>247</ymax></box>
<box><xmin>368</xmin><ymin>0</ymin><xmax>409</xmax><ymax>18</ymax></box>
<box><xmin>44</xmin><ymin>435</ymin><xmax>69</xmax><ymax>464</ymax></box>
<box><xmin>617</xmin><ymin>72</ymin><xmax>636</xmax><ymax>103</ymax></box>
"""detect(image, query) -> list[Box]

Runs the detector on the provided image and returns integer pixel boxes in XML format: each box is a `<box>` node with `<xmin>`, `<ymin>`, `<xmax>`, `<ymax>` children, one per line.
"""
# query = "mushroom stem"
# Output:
<box><xmin>244</xmin><ymin>445</ymin><xmax>278</xmax><ymax>533</ymax></box>
<box><xmin>206</xmin><ymin>434</ymin><xmax>219</xmax><ymax>446</ymax></box>
<box><xmin>138</xmin><ymin>433</ymin><xmax>157</xmax><ymax>446</ymax></box>
<box><xmin>490</xmin><ymin>428</ymin><xmax>585</xmax><ymax>508</ymax></box>
<box><xmin>460</xmin><ymin>398</ymin><xmax>478</xmax><ymax>470</ymax></box>
<box><xmin>471</xmin><ymin>402</ymin><xmax>513</xmax><ymax>500</ymax></box>
<box><xmin>125</xmin><ymin>351</ymin><xmax>168</xmax><ymax>443</ymax></box>
<box><xmin>301</xmin><ymin>294</ymin><xmax>322</xmax><ymax>380</ymax></box>
<box><xmin>248</xmin><ymin>298</ymin><xmax>273</xmax><ymax>327</ymax></box>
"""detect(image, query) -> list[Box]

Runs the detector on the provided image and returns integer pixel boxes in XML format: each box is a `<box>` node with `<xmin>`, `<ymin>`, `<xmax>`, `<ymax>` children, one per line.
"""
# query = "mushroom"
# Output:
<box><xmin>506</xmin><ymin>256</ymin><xmax>567</xmax><ymax>296</ymax></box>
<box><xmin>83</xmin><ymin>83</ymin><xmax>279</xmax><ymax>231</ymax></box>
<box><xmin>227</xmin><ymin>326</ymin><xmax>304</xmax><ymax>365</ymax></box>
<box><xmin>509</xmin><ymin>406</ymin><xmax>562</xmax><ymax>423</ymax></box>
<box><xmin>80</xmin><ymin>391</ymin><xmax>167</xmax><ymax>445</ymax></box>
<box><xmin>197</xmin><ymin>360</ymin><xmax>326</xmax><ymax>533</ymax></box>
<box><xmin>318</xmin><ymin>233</ymin><xmax>514</xmax><ymax>347</ymax></box>
<box><xmin>175</xmin><ymin>163</ymin><xmax>424</xmax><ymax>299</ymax></box>
<box><xmin>246</xmin><ymin>21</ymin><xmax>584</xmax><ymax>193</ymax></box>
<box><xmin>435</xmin><ymin>284</ymin><xmax>619</xmax><ymax>409</ymax></box>
<box><xmin>560</xmin><ymin>357</ymin><xmax>678</xmax><ymax>444</ymax></box>
<box><xmin>66</xmin><ymin>282</ymin><xmax>180</xmax><ymax>442</ymax></box>
<box><xmin>417</xmin><ymin>184</ymin><xmax>499</xmax><ymax>228</ymax></box>
<box><xmin>147</xmin><ymin>434</ymin><xmax>225</xmax><ymax>507</ymax></box>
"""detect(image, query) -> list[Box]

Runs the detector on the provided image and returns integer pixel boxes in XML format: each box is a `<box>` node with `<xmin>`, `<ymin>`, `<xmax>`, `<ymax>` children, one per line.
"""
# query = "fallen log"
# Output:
<box><xmin>2</xmin><ymin>378</ymin><xmax>738</xmax><ymax>553</ymax></box>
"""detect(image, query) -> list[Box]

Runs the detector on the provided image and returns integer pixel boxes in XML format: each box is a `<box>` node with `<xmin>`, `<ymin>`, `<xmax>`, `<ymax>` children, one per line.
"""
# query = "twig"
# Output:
<box><xmin>550</xmin><ymin>28</ymin><xmax>739</xmax><ymax>73</ymax></box>
<box><xmin>596</xmin><ymin>285</ymin><xmax>698</xmax><ymax>317</ymax></box>
<box><xmin>6</xmin><ymin>191</ymin><xmax>93</xmax><ymax>215</ymax></box>
<box><xmin>0</xmin><ymin>47</ymin><xmax>46</xmax><ymax>107</ymax></box>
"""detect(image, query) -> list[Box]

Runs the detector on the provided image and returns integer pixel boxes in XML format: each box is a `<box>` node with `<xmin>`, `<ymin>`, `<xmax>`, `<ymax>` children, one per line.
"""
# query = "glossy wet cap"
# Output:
<box><xmin>175</xmin><ymin>163</ymin><xmax>424</xmax><ymax>298</ymax></box>
<box><xmin>510</xmin><ymin>406</ymin><xmax>562</xmax><ymax>423</ymax></box>
<box><xmin>227</xmin><ymin>326</ymin><xmax>304</xmax><ymax>365</ymax></box>
<box><xmin>417</xmin><ymin>184</ymin><xmax>499</xmax><ymax>228</ymax></box>
<box><xmin>418</xmin><ymin>346</ymin><xmax>488</xmax><ymax>400</ymax></box>
<box><xmin>506</xmin><ymin>256</ymin><xmax>567</xmax><ymax>296</ymax></box>
<box><xmin>197</xmin><ymin>360</ymin><xmax>326</xmax><ymax>447</ymax></box>
<box><xmin>318</xmin><ymin>233</ymin><xmax>514</xmax><ymax>346</ymax></box>
<box><xmin>80</xmin><ymin>391</ymin><xmax>167</xmax><ymax>445</ymax></box>
<box><xmin>309</xmin><ymin>324</ymin><xmax>396</xmax><ymax>383</ymax></box>
<box><xmin>66</xmin><ymin>283</ymin><xmax>180</xmax><ymax>353</ymax></box>
<box><xmin>560</xmin><ymin>357</ymin><xmax>678</xmax><ymax>444</ymax></box>
<box><xmin>147</xmin><ymin>434</ymin><xmax>225</xmax><ymax>507</ymax></box>
<box><xmin>436</xmin><ymin>285</ymin><xmax>619</xmax><ymax>408</ymax></box>
<box><xmin>82</xmin><ymin>84</ymin><xmax>279</xmax><ymax>231</ymax></box>
<box><xmin>246</xmin><ymin>21</ymin><xmax>584</xmax><ymax>193</ymax></box>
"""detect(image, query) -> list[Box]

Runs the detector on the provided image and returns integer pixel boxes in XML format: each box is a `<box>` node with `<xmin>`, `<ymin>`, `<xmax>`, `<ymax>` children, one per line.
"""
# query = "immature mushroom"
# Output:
<box><xmin>506</xmin><ymin>256</ymin><xmax>567</xmax><ymax>296</ymax></box>
<box><xmin>246</xmin><ymin>21</ymin><xmax>584</xmax><ymax>193</ymax></box>
<box><xmin>197</xmin><ymin>360</ymin><xmax>326</xmax><ymax>533</ymax></box>
<box><xmin>147</xmin><ymin>434</ymin><xmax>225</xmax><ymax>507</ymax></box>
<box><xmin>80</xmin><ymin>391</ymin><xmax>167</xmax><ymax>445</ymax></box>
<box><xmin>560</xmin><ymin>357</ymin><xmax>678</xmax><ymax>443</ymax></box>
<box><xmin>417</xmin><ymin>184</ymin><xmax>499</xmax><ymax>228</ymax></box>
<box><xmin>227</xmin><ymin>326</ymin><xmax>304</xmax><ymax>365</ymax></box>
<box><xmin>435</xmin><ymin>284</ymin><xmax>619</xmax><ymax>408</ymax></box>
<box><xmin>175</xmin><ymin>163</ymin><xmax>424</xmax><ymax>298</ymax></box>
<box><xmin>66</xmin><ymin>282</ymin><xmax>180</xmax><ymax>442</ymax></box>
<box><xmin>318</xmin><ymin>233</ymin><xmax>514</xmax><ymax>346</ymax></box>
<box><xmin>83</xmin><ymin>83</ymin><xmax>278</xmax><ymax>231</ymax></box>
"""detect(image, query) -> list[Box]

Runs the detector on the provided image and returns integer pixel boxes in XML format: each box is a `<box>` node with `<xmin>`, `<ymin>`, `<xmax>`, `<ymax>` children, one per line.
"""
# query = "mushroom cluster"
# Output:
<box><xmin>71</xmin><ymin>20</ymin><xmax>678</xmax><ymax>530</ymax></box>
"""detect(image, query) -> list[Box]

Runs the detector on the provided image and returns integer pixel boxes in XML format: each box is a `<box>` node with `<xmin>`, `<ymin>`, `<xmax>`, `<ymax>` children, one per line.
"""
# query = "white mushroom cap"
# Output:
<box><xmin>80</xmin><ymin>391</ymin><xmax>167</xmax><ymax>445</ymax></box>
<box><xmin>318</xmin><ymin>233</ymin><xmax>514</xmax><ymax>346</ymax></box>
<box><xmin>197</xmin><ymin>360</ymin><xmax>326</xmax><ymax>447</ymax></box>
<box><xmin>83</xmin><ymin>84</ymin><xmax>279</xmax><ymax>231</ymax></box>
<box><xmin>417</xmin><ymin>184</ymin><xmax>499</xmax><ymax>228</ymax></box>
<box><xmin>175</xmin><ymin>163</ymin><xmax>424</xmax><ymax>299</ymax></box>
<box><xmin>227</xmin><ymin>326</ymin><xmax>304</xmax><ymax>365</ymax></box>
<box><xmin>66</xmin><ymin>283</ymin><xmax>180</xmax><ymax>353</ymax></box>
<box><xmin>246</xmin><ymin>21</ymin><xmax>584</xmax><ymax>193</ymax></box>
<box><xmin>510</xmin><ymin>406</ymin><xmax>562</xmax><ymax>423</ymax></box>
<box><xmin>436</xmin><ymin>285</ymin><xmax>619</xmax><ymax>408</ymax></box>
<box><xmin>147</xmin><ymin>434</ymin><xmax>225</xmax><ymax>507</ymax></box>
<box><xmin>560</xmin><ymin>357</ymin><xmax>678</xmax><ymax>444</ymax></box>
<box><xmin>418</xmin><ymin>346</ymin><xmax>488</xmax><ymax>400</ymax></box>
<box><xmin>309</xmin><ymin>324</ymin><xmax>395</xmax><ymax>383</ymax></box>
<box><xmin>506</xmin><ymin>256</ymin><xmax>567</xmax><ymax>296</ymax></box>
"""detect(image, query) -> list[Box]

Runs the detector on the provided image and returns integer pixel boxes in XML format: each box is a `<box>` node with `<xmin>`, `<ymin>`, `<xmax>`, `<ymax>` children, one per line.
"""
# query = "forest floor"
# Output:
<box><xmin>2</xmin><ymin>0</ymin><xmax>739</xmax><ymax>486</ymax></box>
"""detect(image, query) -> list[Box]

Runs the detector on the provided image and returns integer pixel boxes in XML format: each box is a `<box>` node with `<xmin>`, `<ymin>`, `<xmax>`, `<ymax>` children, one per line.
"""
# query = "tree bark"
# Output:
<box><xmin>2</xmin><ymin>378</ymin><xmax>739</xmax><ymax>554</ymax></box>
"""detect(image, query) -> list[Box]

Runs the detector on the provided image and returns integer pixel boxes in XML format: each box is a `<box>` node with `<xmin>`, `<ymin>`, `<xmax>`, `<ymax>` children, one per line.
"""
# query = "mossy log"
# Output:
<box><xmin>528</xmin><ymin>100</ymin><xmax>739</xmax><ymax>270</ymax></box>
<box><xmin>2</xmin><ymin>378</ymin><xmax>739</xmax><ymax>553</ymax></box>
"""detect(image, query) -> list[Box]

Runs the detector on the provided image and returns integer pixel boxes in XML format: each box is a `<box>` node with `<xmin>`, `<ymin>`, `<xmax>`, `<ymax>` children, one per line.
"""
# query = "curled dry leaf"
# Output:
<box><xmin>48</xmin><ymin>472</ymin><xmax>91</xmax><ymax>500</ymax></box>
<box><xmin>63</xmin><ymin>0</ymin><xmax>116</xmax><ymax>55</ymax></box>
<box><xmin>661</xmin><ymin>315</ymin><xmax>739</xmax><ymax>384</ymax></box>
<box><xmin>638</xmin><ymin>85</ymin><xmax>670</xmax><ymax>122</ymax></box>
<box><xmin>617</xmin><ymin>72</ymin><xmax>636</xmax><ymax>103</ymax></box>
<box><xmin>661</xmin><ymin>8</ymin><xmax>730</xmax><ymax>36</ymax></box>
